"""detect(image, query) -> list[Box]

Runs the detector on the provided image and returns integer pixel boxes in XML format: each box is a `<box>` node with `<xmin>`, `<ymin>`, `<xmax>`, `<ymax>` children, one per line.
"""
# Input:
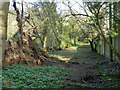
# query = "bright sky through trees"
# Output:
<box><xmin>9</xmin><ymin>0</ymin><xmax>84</xmax><ymax>15</ymax></box>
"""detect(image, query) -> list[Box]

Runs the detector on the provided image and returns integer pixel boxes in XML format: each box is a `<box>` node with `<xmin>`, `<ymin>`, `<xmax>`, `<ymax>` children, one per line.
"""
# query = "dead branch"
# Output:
<box><xmin>25</xmin><ymin>17</ymin><xmax>49</xmax><ymax>32</ymax></box>
<box><xmin>13</xmin><ymin>0</ymin><xmax>23</xmax><ymax>47</ymax></box>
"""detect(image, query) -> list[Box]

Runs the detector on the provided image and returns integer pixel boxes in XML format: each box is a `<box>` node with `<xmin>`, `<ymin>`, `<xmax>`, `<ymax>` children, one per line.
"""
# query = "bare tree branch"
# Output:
<box><xmin>25</xmin><ymin>17</ymin><xmax>49</xmax><ymax>32</ymax></box>
<box><xmin>65</xmin><ymin>13</ymin><xmax>92</xmax><ymax>18</ymax></box>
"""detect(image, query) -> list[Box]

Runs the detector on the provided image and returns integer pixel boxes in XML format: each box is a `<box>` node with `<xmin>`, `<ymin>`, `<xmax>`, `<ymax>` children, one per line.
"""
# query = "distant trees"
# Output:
<box><xmin>26</xmin><ymin>1</ymin><xmax>80</xmax><ymax>51</ymax></box>
<box><xmin>7</xmin><ymin>0</ymin><xmax>120</xmax><ymax>64</ymax></box>
<box><xmin>0</xmin><ymin>2</ymin><xmax>9</xmax><ymax>68</ymax></box>
<box><xmin>74</xmin><ymin>16</ymin><xmax>99</xmax><ymax>51</ymax></box>
<box><xmin>66</xmin><ymin>1</ymin><xmax>120</xmax><ymax>63</ymax></box>
<box><xmin>86</xmin><ymin>2</ymin><xmax>120</xmax><ymax>62</ymax></box>
<box><xmin>27</xmin><ymin>1</ymin><xmax>60</xmax><ymax>51</ymax></box>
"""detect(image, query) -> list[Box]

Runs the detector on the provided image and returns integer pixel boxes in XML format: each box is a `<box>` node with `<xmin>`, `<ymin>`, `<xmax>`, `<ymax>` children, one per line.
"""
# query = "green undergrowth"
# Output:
<box><xmin>100</xmin><ymin>75</ymin><xmax>120</xmax><ymax>87</ymax></box>
<box><xmin>2</xmin><ymin>64</ymin><xmax>85</xmax><ymax>88</ymax></box>
<box><xmin>95</xmin><ymin>62</ymin><xmax>120</xmax><ymax>88</ymax></box>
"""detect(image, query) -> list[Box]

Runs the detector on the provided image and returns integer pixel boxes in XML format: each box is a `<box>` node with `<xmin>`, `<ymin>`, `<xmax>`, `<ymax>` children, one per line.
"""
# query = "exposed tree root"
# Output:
<box><xmin>5</xmin><ymin>32</ymin><xmax>50</xmax><ymax>66</ymax></box>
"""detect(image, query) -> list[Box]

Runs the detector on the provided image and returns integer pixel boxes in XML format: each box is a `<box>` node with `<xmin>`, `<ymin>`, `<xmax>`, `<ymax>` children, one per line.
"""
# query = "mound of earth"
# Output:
<box><xmin>5</xmin><ymin>32</ymin><xmax>49</xmax><ymax>66</ymax></box>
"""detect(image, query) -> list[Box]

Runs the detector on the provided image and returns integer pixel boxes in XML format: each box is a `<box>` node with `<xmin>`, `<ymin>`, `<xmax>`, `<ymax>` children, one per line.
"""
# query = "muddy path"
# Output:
<box><xmin>45</xmin><ymin>45</ymin><xmax>120</xmax><ymax>88</ymax></box>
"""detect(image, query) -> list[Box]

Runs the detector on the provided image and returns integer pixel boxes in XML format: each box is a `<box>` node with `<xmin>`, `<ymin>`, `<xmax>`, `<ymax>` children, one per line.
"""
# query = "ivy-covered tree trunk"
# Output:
<box><xmin>95</xmin><ymin>11</ymin><xmax>120</xmax><ymax>64</ymax></box>
<box><xmin>43</xmin><ymin>36</ymin><xmax>47</xmax><ymax>51</ymax></box>
<box><xmin>0</xmin><ymin>2</ymin><xmax>9</xmax><ymax>68</ymax></box>
<box><xmin>42</xmin><ymin>25</ymin><xmax>48</xmax><ymax>51</ymax></box>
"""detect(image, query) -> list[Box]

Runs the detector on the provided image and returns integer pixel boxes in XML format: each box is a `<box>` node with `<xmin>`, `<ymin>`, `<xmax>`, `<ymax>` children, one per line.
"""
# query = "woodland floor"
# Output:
<box><xmin>48</xmin><ymin>45</ymin><xmax>120</xmax><ymax>88</ymax></box>
<box><xmin>2</xmin><ymin>45</ymin><xmax>120</xmax><ymax>88</ymax></box>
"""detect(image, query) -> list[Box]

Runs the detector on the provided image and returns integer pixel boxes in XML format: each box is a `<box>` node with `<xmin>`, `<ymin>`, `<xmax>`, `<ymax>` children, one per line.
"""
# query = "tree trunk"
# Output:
<box><xmin>74</xmin><ymin>36</ymin><xmax>76</xmax><ymax>45</ymax></box>
<box><xmin>94</xmin><ymin>42</ymin><xmax>97</xmax><ymax>52</ymax></box>
<box><xmin>69</xmin><ymin>33</ymin><xmax>72</xmax><ymax>42</ymax></box>
<box><xmin>43</xmin><ymin>36</ymin><xmax>47</xmax><ymax>51</ymax></box>
<box><xmin>109</xmin><ymin>3</ymin><xmax>113</xmax><ymax>61</ymax></box>
<box><xmin>0</xmin><ymin>2</ymin><xmax>9</xmax><ymax>68</ymax></box>
<box><xmin>13</xmin><ymin>1</ymin><xmax>23</xmax><ymax>48</ymax></box>
<box><xmin>95</xmin><ymin>13</ymin><xmax>120</xmax><ymax>64</ymax></box>
<box><xmin>113</xmin><ymin>2</ymin><xmax>117</xmax><ymax>33</ymax></box>
<box><xmin>89</xmin><ymin>40</ymin><xmax>94</xmax><ymax>51</ymax></box>
<box><xmin>52</xmin><ymin>26</ymin><xmax>61</xmax><ymax>50</ymax></box>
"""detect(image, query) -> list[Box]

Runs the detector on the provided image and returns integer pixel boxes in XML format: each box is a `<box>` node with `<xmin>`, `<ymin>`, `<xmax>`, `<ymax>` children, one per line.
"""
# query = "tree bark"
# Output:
<box><xmin>89</xmin><ymin>40</ymin><xmax>94</xmax><ymax>51</ymax></box>
<box><xmin>95</xmin><ymin>14</ymin><xmax>120</xmax><ymax>63</ymax></box>
<box><xmin>109</xmin><ymin>3</ymin><xmax>113</xmax><ymax>61</ymax></box>
<box><xmin>0</xmin><ymin>2</ymin><xmax>9</xmax><ymax>68</ymax></box>
<box><xmin>13</xmin><ymin>1</ymin><xmax>23</xmax><ymax>48</ymax></box>
<box><xmin>43</xmin><ymin>36</ymin><xmax>47</xmax><ymax>51</ymax></box>
<box><xmin>52</xmin><ymin>25</ymin><xmax>61</xmax><ymax>50</ymax></box>
<box><xmin>94</xmin><ymin>42</ymin><xmax>97</xmax><ymax>52</ymax></box>
<box><xmin>74</xmin><ymin>36</ymin><xmax>76</xmax><ymax>45</ymax></box>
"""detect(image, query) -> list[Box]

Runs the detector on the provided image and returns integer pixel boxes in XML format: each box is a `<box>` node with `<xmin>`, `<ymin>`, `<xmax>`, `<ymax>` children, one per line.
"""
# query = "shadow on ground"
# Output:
<box><xmin>47</xmin><ymin>45</ymin><xmax>120</xmax><ymax>88</ymax></box>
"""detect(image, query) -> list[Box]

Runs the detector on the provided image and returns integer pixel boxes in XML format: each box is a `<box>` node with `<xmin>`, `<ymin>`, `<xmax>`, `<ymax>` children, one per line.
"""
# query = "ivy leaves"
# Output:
<box><xmin>2</xmin><ymin>64</ymin><xmax>70</xmax><ymax>88</ymax></box>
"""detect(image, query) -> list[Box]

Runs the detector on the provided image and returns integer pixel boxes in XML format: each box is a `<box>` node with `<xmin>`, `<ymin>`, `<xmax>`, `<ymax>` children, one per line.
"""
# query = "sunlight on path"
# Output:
<box><xmin>64</xmin><ymin>46</ymin><xmax>78</xmax><ymax>51</ymax></box>
<box><xmin>49</xmin><ymin>46</ymin><xmax>79</xmax><ymax>62</ymax></box>
<box><xmin>50</xmin><ymin>45</ymin><xmax>92</xmax><ymax>63</ymax></box>
<box><xmin>50</xmin><ymin>54</ymin><xmax>72</xmax><ymax>61</ymax></box>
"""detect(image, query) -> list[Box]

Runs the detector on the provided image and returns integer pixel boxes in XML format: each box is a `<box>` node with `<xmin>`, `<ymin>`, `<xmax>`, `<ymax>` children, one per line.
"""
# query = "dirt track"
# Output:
<box><xmin>47</xmin><ymin>45</ymin><xmax>120</xmax><ymax>88</ymax></box>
